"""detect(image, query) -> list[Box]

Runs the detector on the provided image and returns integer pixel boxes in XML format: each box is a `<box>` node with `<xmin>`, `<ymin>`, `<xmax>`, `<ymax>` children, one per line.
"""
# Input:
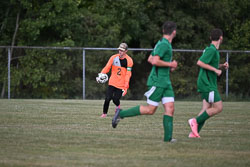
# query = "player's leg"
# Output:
<box><xmin>162</xmin><ymin>87</ymin><xmax>175</xmax><ymax>142</ymax></box>
<box><xmin>163</xmin><ymin>101</ymin><xmax>175</xmax><ymax>142</ymax></box>
<box><xmin>112</xmin><ymin>86</ymin><xmax>161</xmax><ymax>128</ymax></box>
<box><xmin>206</xmin><ymin>100</ymin><xmax>223</xmax><ymax>116</ymax></box>
<box><xmin>139</xmin><ymin>105</ymin><xmax>158</xmax><ymax>115</ymax></box>
<box><xmin>189</xmin><ymin>92</ymin><xmax>211</xmax><ymax>137</ymax></box>
<box><xmin>195</xmin><ymin>101</ymin><xmax>222</xmax><ymax>135</ymax></box>
<box><xmin>117</xmin><ymin>104</ymin><xmax>158</xmax><ymax>119</ymax></box>
<box><xmin>119</xmin><ymin>86</ymin><xmax>162</xmax><ymax>118</ymax></box>
<box><xmin>196</xmin><ymin>99</ymin><xmax>212</xmax><ymax>132</ymax></box>
<box><xmin>120</xmin><ymin>100</ymin><xmax>158</xmax><ymax>118</ymax></box>
<box><xmin>198</xmin><ymin>99</ymin><xmax>212</xmax><ymax>116</ymax></box>
<box><xmin>102</xmin><ymin>86</ymin><xmax>115</xmax><ymax>117</ymax></box>
<box><xmin>189</xmin><ymin>91</ymin><xmax>222</xmax><ymax>137</ymax></box>
<box><xmin>196</xmin><ymin>91</ymin><xmax>222</xmax><ymax>123</ymax></box>
<box><xmin>112</xmin><ymin>87</ymin><xmax>123</xmax><ymax>112</ymax></box>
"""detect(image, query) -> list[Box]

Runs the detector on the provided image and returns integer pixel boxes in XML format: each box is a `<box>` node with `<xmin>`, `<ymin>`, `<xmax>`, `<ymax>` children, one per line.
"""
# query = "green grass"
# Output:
<box><xmin>0</xmin><ymin>99</ymin><xmax>250</xmax><ymax>167</ymax></box>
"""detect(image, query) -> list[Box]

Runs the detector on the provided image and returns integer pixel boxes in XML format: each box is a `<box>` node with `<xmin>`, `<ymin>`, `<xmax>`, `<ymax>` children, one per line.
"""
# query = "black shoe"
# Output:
<box><xmin>112</xmin><ymin>108</ymin><xmax>121</xmax><ymax>128</ymax></box>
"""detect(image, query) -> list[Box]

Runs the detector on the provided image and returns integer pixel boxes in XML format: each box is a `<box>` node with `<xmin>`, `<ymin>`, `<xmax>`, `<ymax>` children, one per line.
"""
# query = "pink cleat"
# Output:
<box><xmin>188</xmin><ymin>118</ymin><xmax>200</xmax><ymax>137</ymax></box>
<box><xmin>188</xmin><ymin>132</ymin><xmax>200</xmax><ymax>138</ymax></box>
<box><xmin>100</xmin><ymin>114</ymin><xmax>107</xmax><ymax>118</ymax></box>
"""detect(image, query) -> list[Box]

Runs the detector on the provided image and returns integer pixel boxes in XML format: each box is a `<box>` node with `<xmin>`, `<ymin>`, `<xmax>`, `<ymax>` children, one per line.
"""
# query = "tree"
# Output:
<box><xmin>0</xmin><ymin>0</ymin><xmax>249</xmax><ymax>99</ymax></box>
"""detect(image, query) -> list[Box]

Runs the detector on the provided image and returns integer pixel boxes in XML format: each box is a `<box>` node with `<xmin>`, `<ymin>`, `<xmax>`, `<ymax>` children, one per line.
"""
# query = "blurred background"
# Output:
<box><xmin>0</xmin><ymin>0</ymin><xmax>249</xmax><ymax>100</ymax></box>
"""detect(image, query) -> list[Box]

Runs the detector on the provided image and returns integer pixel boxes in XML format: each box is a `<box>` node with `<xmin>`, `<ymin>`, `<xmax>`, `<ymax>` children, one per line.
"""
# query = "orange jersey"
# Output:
<box><xmin>101</xmin><ymin>54</ymin><xmax>133</xmax><ymax>90</ymax></box>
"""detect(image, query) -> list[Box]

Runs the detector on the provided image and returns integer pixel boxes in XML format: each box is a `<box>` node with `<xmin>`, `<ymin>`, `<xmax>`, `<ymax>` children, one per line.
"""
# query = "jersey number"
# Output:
<box><xmin>117</xmin><ymin>68</ymin><xmax>121</xmax><ymax>76</ymax></box>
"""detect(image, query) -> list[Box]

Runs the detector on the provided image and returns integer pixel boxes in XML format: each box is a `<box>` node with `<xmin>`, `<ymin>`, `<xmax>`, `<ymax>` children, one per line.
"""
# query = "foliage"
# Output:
<box><xmin>0</xmin><ymin>0</ymin><xmax>249</xmax><ymax>99</ymax></box>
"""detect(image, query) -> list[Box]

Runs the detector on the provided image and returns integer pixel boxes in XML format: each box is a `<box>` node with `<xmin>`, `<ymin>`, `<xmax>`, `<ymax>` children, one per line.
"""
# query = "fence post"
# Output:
<box><xmin>226</xmin><ymin>52</ymin><xmax>229</xmax><ymax>98</ymax></box>
<box><xmin>8</xmin><ymin>48</ymin><xmax>11</xmax><ymax>99</ymax></box>
<box><xmin>82</xmin><ymin>49</ymin><xmax>86</xmax><ymax>99</ymax></box>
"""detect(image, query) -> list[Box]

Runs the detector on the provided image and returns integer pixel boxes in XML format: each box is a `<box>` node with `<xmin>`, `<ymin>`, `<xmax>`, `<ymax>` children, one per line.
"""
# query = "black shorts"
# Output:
<box><xmin>106</xmin><ymin>85</ymin><xmax>123</xmax><ymax>100</ymax></box>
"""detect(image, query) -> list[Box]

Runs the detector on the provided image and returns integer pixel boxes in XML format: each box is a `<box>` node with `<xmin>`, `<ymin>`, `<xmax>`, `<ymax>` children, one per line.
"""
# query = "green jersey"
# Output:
<box><xmin>197</xmin><ymin>44</ymin><xmax>220</xmax><ymax>92</ymax></box>
<box><xmin>147</xmin><ymin>38</ymin><xmax>172</xmax><ymax>88</ymax></box>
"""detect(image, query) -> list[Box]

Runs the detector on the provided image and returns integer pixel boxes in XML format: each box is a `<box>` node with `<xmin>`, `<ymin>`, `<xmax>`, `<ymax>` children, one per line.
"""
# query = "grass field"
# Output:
<box><xmin>0</xmin><ymin>99</ymin><xmax>250</xmax><ymax>167</ymax></box>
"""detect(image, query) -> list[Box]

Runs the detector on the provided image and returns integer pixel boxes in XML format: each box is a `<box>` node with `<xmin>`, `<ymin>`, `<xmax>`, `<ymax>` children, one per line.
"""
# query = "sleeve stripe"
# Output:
<box><xmin>127</xmin><ymin>67</ymin><xmax>132</xmax><ymax>71</ymax></box>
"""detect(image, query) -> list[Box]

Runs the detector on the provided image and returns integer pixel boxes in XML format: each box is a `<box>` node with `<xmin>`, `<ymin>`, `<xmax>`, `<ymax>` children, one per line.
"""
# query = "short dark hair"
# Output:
<box><xmin>162</xmin><ymin>21</ymin><xmax>177</xmax><ymax>35</ymax></box>
<box><xmin>210</xmin><ymin>28</ymin><xmax>223</xmax><ymax>41</ymax></box>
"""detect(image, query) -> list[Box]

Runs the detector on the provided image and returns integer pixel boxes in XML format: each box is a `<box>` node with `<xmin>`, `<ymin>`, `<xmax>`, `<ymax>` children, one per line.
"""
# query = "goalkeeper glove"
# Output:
<box><xmin>122</xmin><ymin>89</ymin><xmax>127</xmax><ymax>96</ymax></box>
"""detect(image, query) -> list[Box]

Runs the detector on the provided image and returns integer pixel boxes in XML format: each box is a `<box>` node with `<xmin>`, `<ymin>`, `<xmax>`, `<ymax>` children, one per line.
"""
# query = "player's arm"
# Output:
<box><xmin>101</xmin><ymin>56</ymin><xmax>114</xmax><ymax>74</ymax></box>
<box><xmin>124</xmin><ymin>62</ymin><xmax>133</xmax><ymax>88</ymax></box>
<box><xmin>197</xmin><ymin>60</ymin><xmax>222</xmax><ymax>76</ymax></box>
<box><xmin>124</xmin><ymin>69</ymin><xmax>132</xmax><ymax>88</ymax></box>
<box><xmin>151</xmin><ymin>55</ymin><xmax>177</xmax><ymax>68</ymax></box>
<box><xmin>123</xmin><ymin>58</ymin><xmax>133</xmax><ymax>96</ymax></box>
<box><xmin>122</xmin><ymin>70</ymin><xmax>132</xmax><ymax>96</ymax></box>
<box><xmin>147</xmin><ymin>54</ymin><xmax>153</xmax><ymax>64</ymax></box>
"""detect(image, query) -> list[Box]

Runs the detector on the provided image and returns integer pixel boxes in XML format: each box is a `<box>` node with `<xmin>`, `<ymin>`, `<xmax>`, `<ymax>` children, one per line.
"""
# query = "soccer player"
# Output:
<box><xmin>99</xmin><ymin>43</ymin><xmax>133</xmax><ymax>118</ymax></box>
<box><xmin>112</xmin><ymin>21</ymin><xmax>178</xmax><ymax>142</ymax></box>
<box><xmin>188</xmin><ymin>28</ymin><xmax>229</xmax><ymax>138</ymax></box>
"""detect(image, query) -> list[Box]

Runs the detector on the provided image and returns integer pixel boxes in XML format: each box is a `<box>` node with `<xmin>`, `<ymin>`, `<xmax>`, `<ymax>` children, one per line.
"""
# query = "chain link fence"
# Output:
<box><xmin>0</xmin><ymin>46</ymin><xmax>249</xmax><ymax>100</ymax></box>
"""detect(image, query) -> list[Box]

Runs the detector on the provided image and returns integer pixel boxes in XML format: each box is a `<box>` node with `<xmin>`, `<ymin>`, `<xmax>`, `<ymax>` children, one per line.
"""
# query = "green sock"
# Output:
<box><xmin>196</xmin><ymin>111</ymin><xmax>209</xmax><ymax>133</ymax></box>
<box><xmin>196</xmin><ymin>111</ymin><xmax>210</xmax><ymax>124</ymax></box>
<box><xmin>119</xmin><ymin>105</ymin><xmax>141</xmax><ymax>118</ymax></box>
<box><xmin>163</xmin><ymin>115</ymin><xmax>173</xmax><ymax>142</ymax></box>
<box><xmin>198</xmin><ymin>121</ymin><xmax>205</xmax><ymax>132</ymax></box>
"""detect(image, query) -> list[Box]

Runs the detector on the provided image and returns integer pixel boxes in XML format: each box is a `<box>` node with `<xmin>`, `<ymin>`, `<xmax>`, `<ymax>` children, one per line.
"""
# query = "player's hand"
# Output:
<box><xmin>122</xmin><ymin>89</ymin><xmax>127</xmax><ymax>96</ymax></box>
<box><xmin>215</xmin><ymin>69</ymin><xmax>222</xmax><ymax>76</ymax></box>
<box><xmin>223</xmin><ymin>62</ymin><xmax>229</xmax><ymax>70</ymax></box>
<box><xmin>171</xmin><ymin>60</ymin><xmax>178</xmax><ymax>68</ymax></box>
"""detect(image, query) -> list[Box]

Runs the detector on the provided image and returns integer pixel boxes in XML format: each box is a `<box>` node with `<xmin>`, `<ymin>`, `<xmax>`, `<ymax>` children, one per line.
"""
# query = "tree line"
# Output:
<box><xmin>0</xmin><ymin>0</ymin><xmax>249</xmax><ymax>99</ymax></box>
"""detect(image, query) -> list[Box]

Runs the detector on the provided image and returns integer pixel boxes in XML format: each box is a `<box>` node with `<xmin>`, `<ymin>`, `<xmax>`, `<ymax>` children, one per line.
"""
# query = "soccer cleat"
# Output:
<box><xmin>112</xmin><ymin>108</ymin><xmax>121</xmax><ymax>128</ymax></box>
<box><xmin>188</xmin><ymin>118</ymin><xmax>200</xmax><ymax>137</ymax></box>
<box><xmin>188</xmin><ymin>132</ymin><xmax>200</xmax><ymax>138</ymax></box>
<box><xmin>100</xmin><ymin>114</ymin><xmax>107</xmax><ymax>118</ymax></box>
<box><xmin>169</xmin><ymin>138</ymin><xmax>177</xmax><ymax>143</ymax></box>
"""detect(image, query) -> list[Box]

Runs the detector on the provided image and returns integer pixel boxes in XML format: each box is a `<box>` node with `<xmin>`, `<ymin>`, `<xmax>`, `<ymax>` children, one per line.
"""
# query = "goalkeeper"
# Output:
<box><xmin>98</xmin><ymin>43</ymin><xmax>133</xmax><ymax>118</ymax></box>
